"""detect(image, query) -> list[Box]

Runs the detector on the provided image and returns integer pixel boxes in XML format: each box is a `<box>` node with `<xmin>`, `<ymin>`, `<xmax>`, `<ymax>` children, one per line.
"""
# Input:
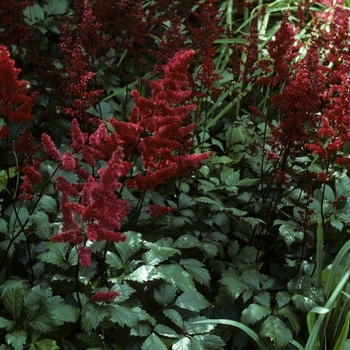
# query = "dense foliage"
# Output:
<box><xmin>1</xmin><ymin>0</ymin><xmax>350</xmax><ymax>349</ymax></box>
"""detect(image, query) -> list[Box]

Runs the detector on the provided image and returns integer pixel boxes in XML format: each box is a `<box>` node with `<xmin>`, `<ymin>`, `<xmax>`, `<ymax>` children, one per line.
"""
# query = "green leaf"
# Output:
<box><xmin>219</xmin><ymin>270</ymin><xmax>248</xmax><ymax>299</ymax></box>
<box><xmin>234</xmin><ymin>246</ymin><xmax>258</xmax><ymax>265</ymax></box>
<box><xmin>0</xmin><ymin>316</ymin><xmax>15</xmax><ymax>331</ymax></box>
<box><xmin>154</xmin><ymin>283</ymin><xmax>177</xmax><ymax>306</ymax></box>
<box><xmin>241</xmin><ymin>270</ymin><xmax>262</xmax><ymax>290</ymax></box>
<box><xmin>125</xmin><ymin>265</ymin><xmax>163</xmax><ymax>283</ymax></box>
<box><xmin>2</xmin><ymin>280</ymin><xmax>25</xmax><ymax>320</ymax></box>
<box><xmin>81</xmin><ymin>303</ymin><xmax>110</xmax><ymax>334</ymax></box>
<box><xmin>29</xmin><ymin>211</ymin><xmax>51</xmax><ymax>239</ymax></box>
<box><xmin>324</xmin><ymin>184</ymin><xmax>335</xmax><ymax>202</ymax></box>
<box><xmin>260</xmin><ymin>316</ymin><xmax>293</xmax><ymax>348</ymax></box>
<box><xmin>0</xmin><ymin>167</ymin><xmax>16</xmax><ymax>192</ymax></box>
<box><xmin>276</xmin><ymin>306</ymin><xmax>300</xmax><ymax>335</ymax></box>
<box><xmin>184</xmin><ymin>316</ymin><xmax>215</xmax><ymax>335</ymax></box>
<box><xmin>0</xmin><ymin>218</ymin><xmax>7</xmax><ymax>233</ymax></box>
<box><xmin>292</xmin><ymin>294</ymin><xmax>318</xmax><ymax>312</ymax></box>
<box><xmin>131</xmin><ymin>323</ymin><xmax>152</xmax><ymax>337</ymax></box>
<box><xmin>275</xmin><ymin>220</ymin><xmax>303</xmax><ymax>249</ymax></box>
<box><xmin>143</xmin><ymin>242</ymin><xmax>180</xmax><ymax>265</ymax></box>
<box><xmin>36</xmin><ymin>195</ymin><xmax>57</xmax><ymax>213</ymax></box>
<box><xmin>109</xmin><ymin>305</ymin><xmax>139</xmax><ymax>327</ymax></box>
<box><xmin>105</xmin><ymin>251</ymin><xmax>123</xmax><ymax>269</ymax></box>
<box><xmin>141</xmin><ymin>333</ymin><xmax>167</xmax><ymax>350</ymax></box>
<box><xmin>110</xmin><ymin>282</ymin><xmax>136</xmax><ymax>303</ymax></box>
<box><xmin>163</xmin><ymin>309</ymin><xmax>183</xmax><ymax>329</ymax></box>
<box><xmin>173</xmin><ymin>234</ymin><xmax>200</xmax><ymax>249</ymax></box>
<box><xmin>227</xmin><ymin>241</ymin><xmax>239</xmax><ymax>259</ymax></box>
<box><xmin>43</xmin><ymin>0</ymin><xmax>68</xmax><ymax>15</ymax></box>
<box><xmin>241</xmin><ymin>304</ymin><xmax>271</xmax><ymax>325</ymax></box>
<box><xmin>9</xmin><ymin>207</ymin><xmax>30</xmax><ymax>235</ymax></box>
<box><xmin>180</xmin><ymin>259</ymin><xmax>211</xmax><ymax>286</ymax></box>
<box><xmin>336</xmin><ymin>173</ymin><xmax>350</xmax><ymax>197</ymax></box>
<box><xmin>157</xmin><ymin>265</ymin><xmax>196</xmax><ymax>291</ymax></box>
<box><xmin>5</xmin><ymin>330</ymin><xmax>27</xmax><ymax>350</ymax></box>
<box><xmin>24</xmin><ymin>286</ymin><xmax>76</xmax><ymax>333</ymax></box>
<box><xmin>37</xmin><ymin>242</ymin><xmax>71</xmax><ymax>270</ymax></box>
<box><xmin>192</xmin><ymin>319</ymin><xmax>269</xmax><ymax>350</ymax></box>
<box><xmin>50</xmin><ymin>296</ymin><xmax>79</xmax><ymax>324</ymax></box>
<box><xmin>192</xmin><ymin>334</ymin><xmax>226</xmax><ymax>350</ymax></box>
<box><xmin>276</xmin><ymin>292</ymin><xmax>291</xmax><ymax>308</ymax></box>
<box><xmin>115</xmin><ymin>231</ymin><xmax>142</xmax><ymax>264</ymax></box>
<box><xmin>167</xmin><ymin>216</ymin><xmax>192</xmax><ymax>228</ymax></box>
<box><xmin>172</xmin><ymin>336</ymin><xmax>191</xmax><ymax>350</ymax></box>
<box><xmin>175</xmin><ymin>291</ymin><xmax>210</xmax><ymax>312</ymax></box>
<box><xmin>179</xmin><ymin>193</ymin><xmax>195</xmax><ymax>209</ymax></box>
<box><xmin>33</xmin><ymin>339</ymin><xmax>60</xmax><ymax>350</ymax></box>
<box><xmin>154</xmin><ymin>324</ymin><xmax>178</xmax><ymax>338</ymax></box>
<box><xmin>254</xmin><ymin>291</ymin><xmax>271</xmax><ymax>307</ymax></box>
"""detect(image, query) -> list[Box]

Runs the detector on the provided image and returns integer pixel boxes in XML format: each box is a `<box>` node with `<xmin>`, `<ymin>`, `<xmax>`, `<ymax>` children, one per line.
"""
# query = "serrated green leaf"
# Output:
<box><xmin>192</xmin><ymin>334</ymin><xmax>226</xmax><ymax>350</ymax></box>
<box><xmin>154</xmin><ymin>324</ymin><xmax>178</xmax><ymax>338</ymax></box>
<box><xmin>228</xmin><ymin>241</ymin><xmax>239</xmax><ymax>258</ymax></box>
<box><xmin>30</xmin><ymin>211</ymin><xmax>50</xmax><ymax>239</ymax></box>
<box><xmin>275</xmin><ymin>220</ymin><xmax>303</xmax><ymax>249</ymax></box>
<box><xmin>254</xmin><ymin>291</ymin><xmax>271</xmax><ymax>307</ymax></box>
<box><xmin>5</xmin><ymin>330</ymin><xmax>27</xmax><ymax>350</ymax></box>
<box><xmin>241</xmin><ymin>304</ymin><xmax>271</xmax><ymax>325</ymax></box>
<box><xmin>37</xmin><ymin>242</ymin><xmax>71</xmax><ymax>270</ymax></box>
<box><xmin>36</xmin><ymin>195</ymin><xmax>57</xmax><ymax>213</ymax></box>
<box><xmin>276</xmin><ymin>292</ymin><xmax>291</xmax><ymax>308</ymax></box>
<box><xmin>173</xmin><ymin>234</ymin><xmax>200</xmax><ymax>249</ymax></box>
<box><xmin>234</xmin><ymin>246</ymin><xmax>258</xmax><ymax>265</ymax></box>
<box><xmin>81</xmin><ymin>303</ymin><xmax>110</xmax><ymax>334</ymax></box>
<box><xmin>9</xmin><ymin>207</ymin><xmax>30</xmax><ymax>235</ymax></box>
<box><xmin>0</xmin><ymin>316</ymin><xmax>15</xmax><ymax>331</ymax></box>
<box><xmin>131</xmin><ymin>323</ymin><xmax>152</xmax><ymax>337</ymax></box>
<box><xmin>154</xmin><ymin>283</ymin><xmax>177</xmax><ymax>306</ymax></box>
<box><xmin>172</xmin><ymin>336</ymin><xmax>191</xmax><ymax>350</ymax></box>
<box><xmin>241</xmin><ymin>270</ymin><xmax>261</xmax><ymax>290</ymax></box>
<box><xmin>141</xmin><ymin>333</ymin><xmax>167</xmax><ymax>350</ymax></box>
<box><xmin>276</xmin><ymin>306</ymin><xmax>300</xmax><ymax>334</ymax></box>
<box><xmin>43</xmin><ymin>0</ymin><xmax>68</xmax><ymax>15</ymax></box>
<box><xmin>324</xmin><ymin>184</ymin><xmax>335</xmax><ymax>202</ymax></box>
<box><xmin>143</xmin><ymin>242</ymin><xmax>180</xmax><ymax>265</ymax></box>
<box><xmin>195</xmin><ymin>196</ymin><xmax>221</xmax><ymax>208</ymax></box>
<box><xmin>2</xmin><ymin>280</ymin><xmax>25</xmax><ymax>320</ymax></box>
<box><xmin>109</xmin><ymin>305</ymin><xmax>139</xmax><ymax>327</ymax></box>
<box><xmin>180</xmin><ymin>259</ymin><xmax>211</xmax><ymax>286</ymax></box>
<box><xmin>115</xmin><ymin>231</ymin><xmax>142</xmax><ymax>264</ymax></box>
<box><xmin>125</xmin><ymin>265</ymin><xmax>163</xmax><ymax>282</ymax></box>
<box><xmin>106</xmin><ymin>251</ymin><xmax>123</xmax><ymax>269</ymax></box>
<box><xmin>221</xmin><ymin>170</ymin><xmax>240</xmax><ymax>187</ymax></box>
<box><xmin>167</xmin><ymin>216</ymin><xmax>192</xmax><ymax>228</ymax></box>
<box><xmin>0</xmin><ymin>218</ymin><xmax>7</xmax><ymax>233</ymax></box>
<box><xmin>336</xmin><ymin>174</ymin><xmax>350</xmax><ymax>197</ymax></box>
<box><xmin>219</xmin><ymin>270</ymin><xmax>248</xmax><ymax>299</ymax></box>
<box><xmin>163</xmin><ymin>309</ymin><xmax>183</xmax><ymax>329</ymax></box>
<box><xmin>175</xmin><ymin>291</ymin><xmax>210</xmax><ymax>312</ymax></box>
<box><xmin>200</xmin><ymin>242</ymin><xmax>218</xmax><ymax>258</ymax></box>
<box><xmin>179</xmin><ymin>193</ymin><xmax>195</xmax><ymax>209</ymax></box>
<box><xmin>23</xmin><ymin>286</ymin><xmax>74</xmax><ymax>333</ymax></box>
<box><xmin>184</xmin><ymin>316</ymin><xmax>215</xmax><ymax>335</ymax></box>
<box><xmin>50</xmin><ymin>296</ymin><xmax>79</xmax><ymax>324</ymax></box>
<box><xmin>292</xmin><ymin>294</ymin><xmax>318</xmax><ymax>312</ymax></box>
<box><xmin>157</xmin><ymin>265</ymin><xmax>195</xmax><ymax>291</ymax></box>
<box><xmin>111</xmin><ymin>282</ymin><xmax>136</xmax><ymax>303</ymax></box>
<box><xmin>260</xmin><ymin>316</ymin><xmax>293</xmax><ymax>348</ymax></box>
<box><xmin>33</xmin><ymin>339</ymin><xmax>60</xmax><ymax>350</ymax></box>
<box><xmin>243</xmin><ymin>217</ymin><xmax>265</xmax><ymax>228</ymax></box>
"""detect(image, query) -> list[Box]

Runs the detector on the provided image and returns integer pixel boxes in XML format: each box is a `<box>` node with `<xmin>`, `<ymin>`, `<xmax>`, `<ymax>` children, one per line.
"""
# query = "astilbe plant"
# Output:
<box><xmin>3</xmin><ymin>0</ymin><xmax>350</xmax><ymax>349</ymax></box>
